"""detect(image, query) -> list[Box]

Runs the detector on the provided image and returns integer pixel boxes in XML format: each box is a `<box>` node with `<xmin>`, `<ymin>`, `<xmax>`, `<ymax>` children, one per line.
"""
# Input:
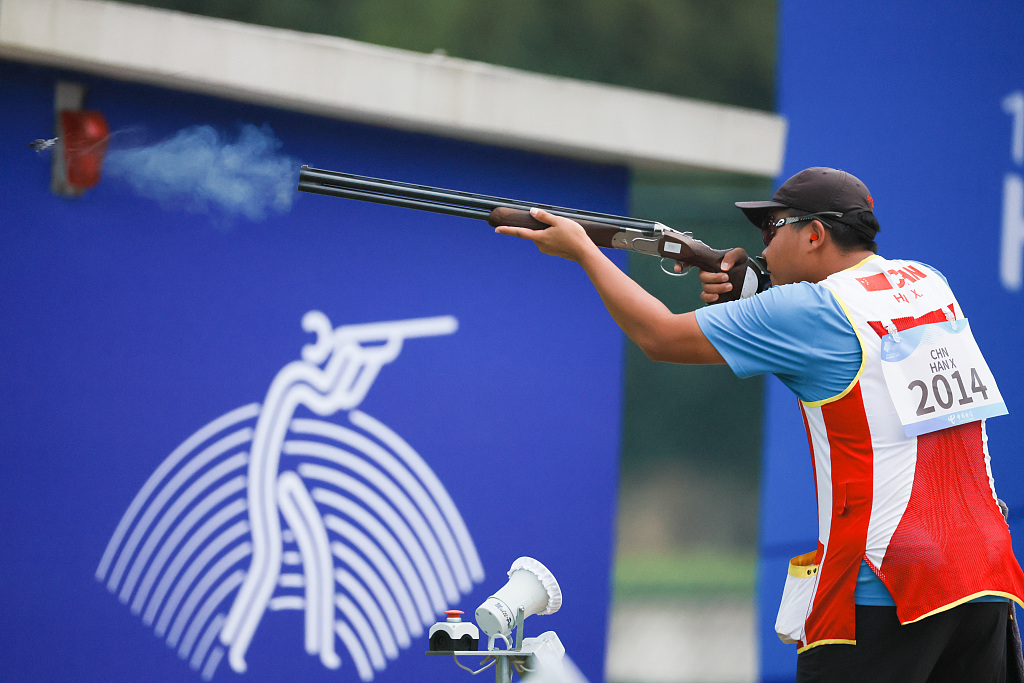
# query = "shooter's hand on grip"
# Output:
<box><xmin>696</xmin><ymin>248</ymin><xmax>750</xmax><ymax>304</ymax></box>
<box><xmin>659</xmin><ymin>236</ymin><xmax>750</xmax><ymax>302</ymax></box>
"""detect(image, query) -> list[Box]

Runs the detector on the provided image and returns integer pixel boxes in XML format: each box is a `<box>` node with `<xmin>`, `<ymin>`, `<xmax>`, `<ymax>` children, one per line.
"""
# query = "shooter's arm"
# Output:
<box><xmin>495</xmin><ymin>208</ymin><xmax>725</xmax><ymax>365</ymax></box>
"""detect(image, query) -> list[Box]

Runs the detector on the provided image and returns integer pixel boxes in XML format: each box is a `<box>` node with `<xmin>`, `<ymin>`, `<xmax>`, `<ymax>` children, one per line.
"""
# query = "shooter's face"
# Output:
<box><xmin>760</xmin><ymin>211</ymin><xmax>805</xmax><ymax>286</ymax></box>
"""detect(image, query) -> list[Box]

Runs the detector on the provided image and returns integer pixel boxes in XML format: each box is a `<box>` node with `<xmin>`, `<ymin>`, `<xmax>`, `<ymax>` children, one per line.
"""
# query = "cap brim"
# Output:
<box><xmin>734</xmin><ymin>200</ymin><xmax>790</xmax><ymax>228</ymax></box>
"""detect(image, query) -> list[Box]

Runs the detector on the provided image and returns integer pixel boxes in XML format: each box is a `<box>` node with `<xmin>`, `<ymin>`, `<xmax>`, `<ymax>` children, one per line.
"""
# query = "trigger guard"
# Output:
<box><xmin>660</xmin><ymin>258</ymin><xmax>692</xmax><ymax>277</ymax></box>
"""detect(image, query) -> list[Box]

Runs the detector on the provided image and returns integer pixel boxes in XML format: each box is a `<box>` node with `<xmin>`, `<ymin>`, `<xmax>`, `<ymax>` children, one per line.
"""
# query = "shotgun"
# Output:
<box><xmin>297</xmin><ymin>166</ymin><xmax>769</xmax><ymax>302</ymax></box>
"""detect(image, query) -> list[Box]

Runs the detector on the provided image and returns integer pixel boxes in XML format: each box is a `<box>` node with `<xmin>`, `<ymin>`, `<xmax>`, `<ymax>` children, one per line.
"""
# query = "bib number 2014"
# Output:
<box><xmin>880</xmin><ymin>319</ymin><xmax>1007</xmax><ymax>437</ymax></box>
<box><xmin>907</xmin><ymin>368</ymin><xmax>989</xmax><ymax>416</ymax></box>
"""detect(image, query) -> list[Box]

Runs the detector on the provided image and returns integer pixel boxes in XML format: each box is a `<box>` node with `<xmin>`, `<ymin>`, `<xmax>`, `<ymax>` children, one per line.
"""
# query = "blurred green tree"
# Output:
<box><xmin>116</xmin><ymin>0</ymin><xmax>775</xmax><ymax>110</ymax></box>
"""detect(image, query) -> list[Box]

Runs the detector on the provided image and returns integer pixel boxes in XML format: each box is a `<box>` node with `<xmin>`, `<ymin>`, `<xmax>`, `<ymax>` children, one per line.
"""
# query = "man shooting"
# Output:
<box><xmin>495</xmin><ymin>167</ymin><xmax>1024</xmax><ymax>682</ymax></box>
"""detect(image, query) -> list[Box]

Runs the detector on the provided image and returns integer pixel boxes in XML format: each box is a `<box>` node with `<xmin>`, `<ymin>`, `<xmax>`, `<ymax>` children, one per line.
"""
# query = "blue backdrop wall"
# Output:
<box><xmin>0</xmin><ymin>60</ymin><xmax>626</xmax><ymax>682</ymax></box>
<box><xmin>761</xmin><ymin>1</ymin><xmax>1024</xmax><ymax>679</ymax></box>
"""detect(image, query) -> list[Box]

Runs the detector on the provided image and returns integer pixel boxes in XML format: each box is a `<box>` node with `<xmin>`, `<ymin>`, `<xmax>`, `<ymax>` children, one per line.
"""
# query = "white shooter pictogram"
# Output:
<box><xmin>96</xmin><ymin>311</ymin><xmax>484</xmax><ymax>681</ymax></box>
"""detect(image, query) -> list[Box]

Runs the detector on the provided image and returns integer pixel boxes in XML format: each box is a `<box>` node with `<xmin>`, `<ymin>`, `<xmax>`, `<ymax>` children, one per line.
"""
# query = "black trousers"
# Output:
<box><xmin>796</xmin><ymin>603</ymin><xmax>1008</xmax><ymax>683</ymax></box>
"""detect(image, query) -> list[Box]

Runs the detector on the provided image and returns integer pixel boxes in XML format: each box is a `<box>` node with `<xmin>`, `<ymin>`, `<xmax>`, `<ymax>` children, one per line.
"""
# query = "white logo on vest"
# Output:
<box><xmin>95</xmin><ymin>311</ymin><xmax>484</xmax><ymax>681</ymax></box>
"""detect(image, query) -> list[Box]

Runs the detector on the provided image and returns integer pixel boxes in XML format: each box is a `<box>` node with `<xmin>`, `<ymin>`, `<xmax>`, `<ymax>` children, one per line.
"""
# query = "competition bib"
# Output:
<box><xmin>880</xmin><ymin>319</ymin><xmax>1008</xmax><ymax>437</ymax></box>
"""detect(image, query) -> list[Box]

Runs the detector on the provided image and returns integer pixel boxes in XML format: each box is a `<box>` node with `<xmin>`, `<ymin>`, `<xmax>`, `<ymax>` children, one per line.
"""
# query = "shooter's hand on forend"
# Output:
<box><xmin>493</xmin><ymin>207</ymin><xmax>598</xmax><ymax>262</ymax></box>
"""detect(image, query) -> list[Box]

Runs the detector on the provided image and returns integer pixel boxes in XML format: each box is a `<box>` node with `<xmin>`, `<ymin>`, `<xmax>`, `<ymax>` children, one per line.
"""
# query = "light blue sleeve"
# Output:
<box><xmin>694</xmin><ymin>283</ymin><xmax>862</xmax><ymax>403</ymax></box>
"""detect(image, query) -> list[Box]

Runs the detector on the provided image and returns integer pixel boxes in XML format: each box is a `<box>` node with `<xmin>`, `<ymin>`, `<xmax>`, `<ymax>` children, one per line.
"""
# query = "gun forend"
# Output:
<box><xmin>486</xmin><ymin>206</ymin><xmax>628</xmax><ymax>248</ymax></box>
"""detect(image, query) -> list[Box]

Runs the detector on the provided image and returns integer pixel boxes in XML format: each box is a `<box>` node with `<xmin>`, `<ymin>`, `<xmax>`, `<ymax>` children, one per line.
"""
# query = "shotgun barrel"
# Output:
<box><xmin>297</xmin><ymin>165</ymin><xmax>770</xmax><ymax>301</ymax></box>
<box><xmin>298</xmin><ymin>166</ymin><xmax>661</xmax><ymax>232</ymax></box>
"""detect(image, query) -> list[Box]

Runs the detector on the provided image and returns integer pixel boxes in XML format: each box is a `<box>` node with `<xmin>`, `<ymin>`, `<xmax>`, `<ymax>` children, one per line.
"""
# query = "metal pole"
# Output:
<box><xmin>495</xmin><ymin>655</ymin><xmax>513</xmax><ymax>683</ymax></box>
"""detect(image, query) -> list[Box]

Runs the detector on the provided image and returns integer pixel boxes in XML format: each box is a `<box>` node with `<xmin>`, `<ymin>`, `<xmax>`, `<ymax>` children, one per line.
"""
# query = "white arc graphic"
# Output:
<box><xmin>97</xmin><ymin>311</ymin><xmax>484</xmax><ymax>681</ymax></box>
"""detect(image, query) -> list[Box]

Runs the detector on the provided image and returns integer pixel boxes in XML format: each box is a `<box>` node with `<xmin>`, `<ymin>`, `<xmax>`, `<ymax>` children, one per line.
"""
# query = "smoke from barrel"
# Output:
<box><xmin>103</xmin><ymin>123</ymin><xmax>299</xmax><ymax>221</ymax></box>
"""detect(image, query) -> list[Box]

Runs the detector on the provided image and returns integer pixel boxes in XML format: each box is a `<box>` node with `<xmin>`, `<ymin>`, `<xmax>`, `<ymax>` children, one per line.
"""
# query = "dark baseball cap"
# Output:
<box><xmin>736</xmin><ymin>167</ymin><xmax>880</xmax><ymax>239</ymax></box>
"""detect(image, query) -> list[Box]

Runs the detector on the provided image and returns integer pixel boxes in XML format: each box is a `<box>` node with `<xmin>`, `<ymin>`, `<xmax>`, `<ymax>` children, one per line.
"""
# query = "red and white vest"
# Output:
<box><xmin>776</xmin><ymin>255</ymin><xmax>1024</xmax><ymax>651</ymax></box>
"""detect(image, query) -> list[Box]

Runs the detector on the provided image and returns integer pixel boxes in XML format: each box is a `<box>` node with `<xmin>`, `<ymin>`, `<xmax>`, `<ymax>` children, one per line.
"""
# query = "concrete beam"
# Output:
<box><xmin>0</xmin><ymin>0</ymin><xmax>786</xmax><ymax>175</ymax></box>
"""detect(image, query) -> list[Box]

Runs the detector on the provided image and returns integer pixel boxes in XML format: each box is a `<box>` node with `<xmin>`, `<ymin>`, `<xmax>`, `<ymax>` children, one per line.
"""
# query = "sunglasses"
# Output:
<box><xmin>760</xmin><ymin>212</ymin><xmax>844</xmax><ymax>246</ymax></box>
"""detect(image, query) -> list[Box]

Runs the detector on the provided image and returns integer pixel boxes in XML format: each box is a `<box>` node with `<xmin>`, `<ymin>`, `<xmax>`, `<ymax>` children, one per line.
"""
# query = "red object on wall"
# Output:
<box><xmin>60</xmin><ymin>110</ymin><xmax>109</xmax><ymax>190</ymax></box>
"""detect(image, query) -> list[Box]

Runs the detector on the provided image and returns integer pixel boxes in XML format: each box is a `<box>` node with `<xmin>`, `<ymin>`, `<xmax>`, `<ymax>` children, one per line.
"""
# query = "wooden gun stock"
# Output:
<box><xmin>488</xmin><ymin>207</ymin><xmax>754</xmax><ymax>301</ymax></box>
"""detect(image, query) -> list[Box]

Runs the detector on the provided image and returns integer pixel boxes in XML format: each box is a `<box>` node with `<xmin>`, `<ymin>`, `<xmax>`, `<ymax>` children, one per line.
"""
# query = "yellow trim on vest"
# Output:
<box><xmin>788</xmin><ymin>551</ymin><xmax>819</xmax><ymax>578</ymax></box>
<box><xmin>798</xmin><ymin>256</ymin><xmax>879</xmax><ymax>409</ymax></box>
<box><xmin>797</xmin><ymin>638</ymin><xmax>857</xmax><ymax>653</ymax></box>
<box><xmin>801</xmin><ymin>288</ymin><xmax>866</xmax><ymax>408</ymax></box>
<box><xmin>844</xmin><ymin>254</ymin><xmax>880</xmax><ymax>272</ymax></box>
<box><xmin>901</xmin><ymin>592</ymin><xmax>1024</xmax><ymax>625</ymax></box>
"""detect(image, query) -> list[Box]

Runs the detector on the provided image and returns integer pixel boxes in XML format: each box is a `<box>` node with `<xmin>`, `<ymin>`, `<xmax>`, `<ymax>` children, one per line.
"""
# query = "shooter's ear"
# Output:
<box><xmin>807</xmin><ymin>221</ymin><xmax>827</xmax><ymax>245</ymax></box>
